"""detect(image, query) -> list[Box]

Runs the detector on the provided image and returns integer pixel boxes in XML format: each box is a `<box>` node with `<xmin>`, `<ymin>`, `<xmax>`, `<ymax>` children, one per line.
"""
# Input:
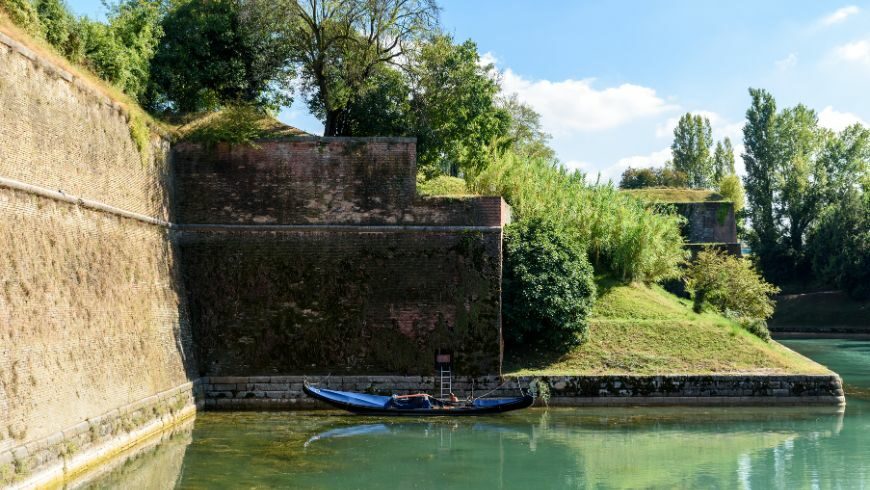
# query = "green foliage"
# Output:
<box><xmin>470</xmin><ymin>150</ymin><xmax>687</xmax><ymax>282</ymax></box>
<box><xmin>417</xmin><ymin>176</ymin><xmax>469</xmax><ymax>196</ymax></box>
<box><xmin>73</xmin><ymin>0</ymin><xmax>163</xmax><ymax>101</ymax></box>
<box><xmin>684</xmin><ymin>249</ymin><xmax>780</xmax><ymax>339</ymax></box>
<box><xmin>409</xmin><ymin>36</ymin><xmax>509</xmax><ymax>176</ymax></box>
<box><xmin>619</xmin><ymin>166</ymin><xmax>688</xmax><ymax>189</ymax></box>
<box><xmin>127</xmin><ymin>110</ymin><xmax>150</xmax><ymax>163</ymax></box>
<box><xmin>672</xmin><ymin>113</ymin><xmax>714</xmax><ymax>188</ymax></box>
<box><xmin>807</xmin><ymin>189</ymin><xmax>870</xmax><ymax>299</ymax></box>
<box><xmin>717</xmin><ymin>174</ymin><xmax>745</xmax><ymax>213</ymax></box>
<box><xmin>742</xmin><ymin>89</ymin><xmax>869</xmax><ymax>285</ymax></box>
<box><xmin>147</xmin><ymin>0</ymin><xmax>294</xmax><ymax>113</ymax></box>
<box><xmin>712</xmin><ymin>137</ymin><xmax>736</xmax><ymax>182</ymax></box>
<box><xmin>181</xmin><ymin>105</ymin><xmax>273</xmax><ymax>147</ymax></box>
<box><xmin>503</xmin><ymin>218</ymin><xmax>596</xmax><ymax>347</ymax></box>
<box><xmin>338</xmin><ymin>35</ymin><xmax>511</xmax><ymax>176</ymax></box>
<box><xmin>497</xmin><ymin>94</ymin><xmax>556</xmax><ymax>161</ymax></box>
<box><xmin>282</xmin><ymin>0</ymin><xmax>438</xmax><ymax>136</ymax></box>
<box><xmin>35</xmin><ymin>0</ymin><xmax>76</xmax><ymax>56</ymax></box>
<box><xmin>0</xmin><ymin>0</ymin><xmax>42</xmax><ymax>35</ymax></box>
<box><xmin>742</xmin><ymin>88</ymin><xmax>780</xmax><ymax>275</ymax></box>
<box><xmin>341</xmin><ymin>66</ymin><xmax>411</xmax><ymax>137</ymax></box>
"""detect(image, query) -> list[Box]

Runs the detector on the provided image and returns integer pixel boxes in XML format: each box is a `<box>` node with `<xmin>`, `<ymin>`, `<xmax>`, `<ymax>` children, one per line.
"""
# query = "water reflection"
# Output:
<box><xmin>74</xmin><ymin>339</ymin><xmax>870</xmax><ymax>489</ymax></box>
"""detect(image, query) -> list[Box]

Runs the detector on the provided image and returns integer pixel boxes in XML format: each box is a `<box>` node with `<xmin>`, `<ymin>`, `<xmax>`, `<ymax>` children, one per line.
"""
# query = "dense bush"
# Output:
<box><xmin>470</xmin><ymin>150</ymin><xmax>687</xmax><ymax>282</ymax></box>
<box><xmin>503</xmin><ymin>218</ymin><xmax>596</xmax><ymax>347</ymax></box>
<box><xmin>684</xmin><ymin>249</ymin><xmax>780</xmax><ymax>339</ymax></box>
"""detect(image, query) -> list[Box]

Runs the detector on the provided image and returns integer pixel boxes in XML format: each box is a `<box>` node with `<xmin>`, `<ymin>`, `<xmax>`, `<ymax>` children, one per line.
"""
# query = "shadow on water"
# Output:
<box><xmin>77</xmin><ymin>339</ymin><xmax>870</xmax><ymax>489</ymax></box>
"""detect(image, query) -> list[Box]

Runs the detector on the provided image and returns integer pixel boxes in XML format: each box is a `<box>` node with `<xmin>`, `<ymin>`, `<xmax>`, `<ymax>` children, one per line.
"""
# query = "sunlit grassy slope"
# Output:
<box><xmin>505</xmin><ymin>281</ymin><xmax>831</xmax><ymax>375</ymax></box>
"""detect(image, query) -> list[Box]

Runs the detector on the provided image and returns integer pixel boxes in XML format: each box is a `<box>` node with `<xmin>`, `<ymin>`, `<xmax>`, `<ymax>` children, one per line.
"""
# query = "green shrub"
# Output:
<box><xmin>717</xmin><ymin>174</ymin><xmax>745</xmax><ymax>213</ymax></box>
<box><xmin>469</xmin><ymin>150</ymin><xmax>686</xmax><ymax>282</ymax></box>
<box><xmin>418</xmin><ymin>176</ymin><xmax>470</xmax><ymax>196</ymax></box>
<box><xmin>503</xmin><ymin>218</ymin><xmax>596</xmax><ymax>348</ymax></box>
<box><xmin>684</xmin><ymin>248</ymin><xmax>780</xmax><ymax>339</ymax></box>
<box><xmin>1</xmin><ymin>0</ymin><xmax>43</xmax><ymax>36</ymax></box>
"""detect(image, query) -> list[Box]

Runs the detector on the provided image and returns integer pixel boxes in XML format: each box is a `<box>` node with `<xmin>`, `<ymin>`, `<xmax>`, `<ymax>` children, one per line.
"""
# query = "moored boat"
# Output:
<box><xmin>302</xmin><ymin>383</ymin><xmax>535</xmax><ymax>416</ymax></box>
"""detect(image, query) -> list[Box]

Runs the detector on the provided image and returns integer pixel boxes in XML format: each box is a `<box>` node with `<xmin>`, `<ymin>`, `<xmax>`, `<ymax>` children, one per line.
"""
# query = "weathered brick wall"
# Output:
<box><xmin>673</xmin><ymin>202</ymin><xmax>738</xmax><ymax>244</ymax></box>
<box><xmin>179</xmin><ymin>229</ymin><xmax>502</xmax><ymax>376</ymax></box>
<box><xmin>172</xmin><ymin>140</ymin><xmax>508</xmax><ymax>226</ymax></box>
<box><xmin>174</xmin><ymin>139</ymin><xmax>507</xmax><ymax>376</ymax></box>
<box><xmin>0</xmin><ymin>33</ymin><xmax>173</xmax><ymax>221</ymax></box>
<box><xmin>0</xmin><ymin>30</ymin><xmax>194</xmax><ymax>485</ymax></box>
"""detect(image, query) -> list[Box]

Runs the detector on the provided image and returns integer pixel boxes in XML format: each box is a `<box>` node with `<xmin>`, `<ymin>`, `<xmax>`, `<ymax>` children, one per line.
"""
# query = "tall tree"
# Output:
<box><xmin>774</xmin><ymin>104</ymin><xmax>826</xmax><ymax>261</ymax></box>
<box><xmin>742</xmin><ymin>88</ymin><xmax>779</xmax><ymax>271</ymax></box>
<box><xmin>407</xmin><ymin>35</ymin><xmax>508</xmax><ymax>176</ymax></box>
<box><xmin>671</xmin><ymin>113</ymin><xmax>714</xmax><ymax>188</ymax></box>
<box><xmin>497</xmin><ymin>94</ymin><xmax>556</xmax><ymax>161</ymax></box>
<box><xmin>147</xmin><ymin>0</ymin><xmax>294</xmax><ymax>112</ymax></box>
<box><xmin>712</xmin><ymin>137</ymin><xmax>735</xmax><ymax>183</ymax></box>
<box><xmin>279</xmin><ymin>0</ymin><xmax>438</xmax><ymax>136</ymax></box>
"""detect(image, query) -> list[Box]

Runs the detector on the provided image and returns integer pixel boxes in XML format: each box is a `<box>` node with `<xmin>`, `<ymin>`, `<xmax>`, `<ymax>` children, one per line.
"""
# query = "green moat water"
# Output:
<box><xmin>81</xmin><ymin>339</ymin><xmax>870</xmax><ymax>489</ymax></box>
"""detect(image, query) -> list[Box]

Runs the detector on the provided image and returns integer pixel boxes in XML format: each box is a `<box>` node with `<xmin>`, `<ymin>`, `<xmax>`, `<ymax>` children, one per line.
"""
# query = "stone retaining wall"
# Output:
<box><xmin>202</xmin><ymin>374</ymin><xmax>845</xmax><ymax>409</ymax></box>
<box><xmin>1</xmin><ymin>382</ymin><xmax>200</xmax><ymax>488</ymax></box>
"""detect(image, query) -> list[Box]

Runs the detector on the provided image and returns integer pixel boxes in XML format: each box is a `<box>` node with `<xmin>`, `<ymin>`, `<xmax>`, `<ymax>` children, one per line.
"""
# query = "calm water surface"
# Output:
<box><xmin>80</xmin><ymin>339</ymin><xmax>870</xmax><ymax>489</ymax></box>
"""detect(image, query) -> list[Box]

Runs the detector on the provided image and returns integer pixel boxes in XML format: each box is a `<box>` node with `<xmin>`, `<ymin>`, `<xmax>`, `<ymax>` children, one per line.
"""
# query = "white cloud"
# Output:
<box><xmin>585</xmin><ymin>147</ymin><xmax>673</xmax><ymax>184</ymax></box>
<box><xmin>478</xmin><ymin>51</ymin><xmax>498</xmax><ymax>67</ymax></box>
<box><xmin>833</xmin><ymin>39</ymin><xmax>870</xmax><ymax>65</ymax></box>
<box><xmin>820</xmin><ymin>5</ymin><xmax>860</xmax><ymax>26</ymax></box>
<box><xmin>500</xmin><ymin>69</ymin><xmax>677</xmax><ymax>134</ymax></box>
<box><xmin>818</xmin><ymin>106</ymin><xmax>867</xmax><ymax>132</ymax></box>
<box><xmin>562</xmin><ymin>160</ymin><xmax>594</xmax><ymax>173</ymax></box>
<box><xmin>775</xmin><ymin>53</ymin><xmax>798</xmax><ymax>70</ymax></box>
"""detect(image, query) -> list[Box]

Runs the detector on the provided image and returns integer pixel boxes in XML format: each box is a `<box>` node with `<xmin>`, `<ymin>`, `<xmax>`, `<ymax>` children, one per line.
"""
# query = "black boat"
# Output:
<box><xmin>303</xmin><ymin>383</ymin><xmax>535</xmax><ymax>416</ymax></box>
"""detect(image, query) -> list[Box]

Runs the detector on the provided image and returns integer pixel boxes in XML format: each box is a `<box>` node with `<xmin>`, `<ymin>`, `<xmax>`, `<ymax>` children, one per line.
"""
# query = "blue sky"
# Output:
<box><xmin>67</xmin><ymin>0</ymin><xmax>870</xmax><ymax>181</ymax></box>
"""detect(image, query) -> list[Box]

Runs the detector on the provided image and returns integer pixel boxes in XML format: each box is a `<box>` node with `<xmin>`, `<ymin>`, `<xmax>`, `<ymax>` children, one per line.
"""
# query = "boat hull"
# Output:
<box><xmin>303</xmin><ymin>384</ymin><xmax>534</xmax><ymax>416</ymax></box>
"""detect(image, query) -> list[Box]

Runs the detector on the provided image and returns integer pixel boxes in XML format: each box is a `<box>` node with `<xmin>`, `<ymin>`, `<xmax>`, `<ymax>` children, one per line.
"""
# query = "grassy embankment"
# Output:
<box><xmin>622</xmin><ymin>188</ymin><xmax>726</xmax><ymax>203</ymax></box>
<box><xmin>506</xmin><ymin>281</ymin><xmax>831</xmax><ymax>375</ymax></box>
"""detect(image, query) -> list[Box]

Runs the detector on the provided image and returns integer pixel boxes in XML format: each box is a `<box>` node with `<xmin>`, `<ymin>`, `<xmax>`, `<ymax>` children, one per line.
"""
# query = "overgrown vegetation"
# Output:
<box><xmin>503</xmin><ymin>218</ymin><xmax>596</xmax><ymax>348</ymax></box>
<box><xmin>179</xmin><ymin>105</ymin><xmax>282</xmax><ymax>146</ymax></box>
<box><xmin>684</xmin><ymin>249</ymin><xmax>780</xmax><ymax>340</ymax></box>
<box><xmin>470</xmin><ymin>150</ymin><xmax>687</xmax><ymax>282</ymax></box>
<box><xmin>417</xmin><ymin>175</ymin><xmax>470</xmax><ymax>197</ymax></box>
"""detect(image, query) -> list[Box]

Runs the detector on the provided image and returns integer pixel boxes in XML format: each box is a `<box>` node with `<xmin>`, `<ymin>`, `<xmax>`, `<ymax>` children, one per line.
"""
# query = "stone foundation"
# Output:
<box><xmin>0</xmin><ymin>382</ymin><xmax>200</xmax><ymax>489</ymax></box>
<box><xmin>201</xmin><ymin>374</ymin><xmax>845</xmax><ymax>410</ymax></box>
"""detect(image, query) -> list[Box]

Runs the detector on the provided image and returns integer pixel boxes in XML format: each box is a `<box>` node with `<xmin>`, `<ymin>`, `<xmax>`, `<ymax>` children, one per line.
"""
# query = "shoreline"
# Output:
<box><xmin>201</xmin><ymin>374</ymin><xmax>846</xmax><ymax>410</ymax></box>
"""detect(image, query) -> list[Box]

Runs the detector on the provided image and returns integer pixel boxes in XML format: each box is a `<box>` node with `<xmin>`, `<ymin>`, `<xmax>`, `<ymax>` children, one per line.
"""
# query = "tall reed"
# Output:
<box><xmin>468</xmin><ymin>150</ymin><xmax>687</xmax><ymax>282</ymax></box>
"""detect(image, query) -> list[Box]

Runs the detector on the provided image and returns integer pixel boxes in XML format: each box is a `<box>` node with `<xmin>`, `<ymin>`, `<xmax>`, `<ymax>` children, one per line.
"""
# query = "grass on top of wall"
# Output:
<box><xmin>176</xmin><ymin>107</ymin><xmax>308</xmax><ymax>146</ymax></box>
<box><xmin>417</xmin><ymin>176</ymin><xmax>477</xmax><ymax>197</ymax></box>
<box><xmin>624</xmin><ymin>188</ymin><xmax>726</xmax><ymax>203</ymax></box>
<box><xmin>504</xmin><ymin>281</ymin><xmax>831</xmax><ymax>376</ymax></box>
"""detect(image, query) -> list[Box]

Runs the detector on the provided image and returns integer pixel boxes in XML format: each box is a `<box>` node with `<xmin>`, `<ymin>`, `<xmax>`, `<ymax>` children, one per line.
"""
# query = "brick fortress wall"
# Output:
<box><xmin>172</xmin><ymin>139</ymin><xmax>508</xmax><ymax>376</ymax></box>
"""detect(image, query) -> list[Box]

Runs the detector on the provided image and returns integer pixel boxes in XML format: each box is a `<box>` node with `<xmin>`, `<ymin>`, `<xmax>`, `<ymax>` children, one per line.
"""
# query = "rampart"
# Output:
<box><xmin>172</xmin><ymin>140</ymin><xmax>508</xmax><ymax>376</ymax></box>
<box><xmin>0</xmin><ymin>32</ymin><xmax>196</xmax><ymax>487</ymax></box>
